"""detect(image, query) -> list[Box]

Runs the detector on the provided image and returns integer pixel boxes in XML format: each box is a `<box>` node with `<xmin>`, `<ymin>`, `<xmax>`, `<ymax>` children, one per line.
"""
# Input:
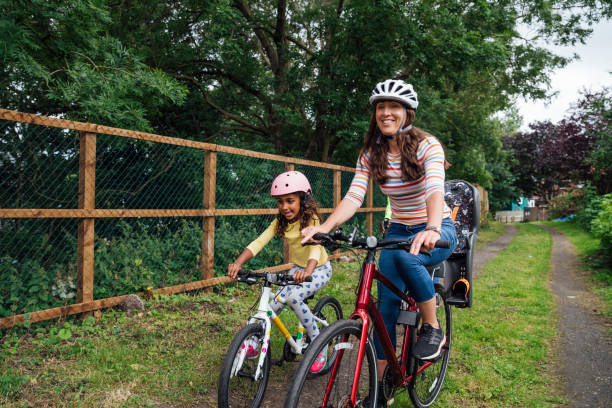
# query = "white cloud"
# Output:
<box><xmin>516</xmin><ymin>18</ymin><xmax>612</xmax><ymax>131</ymax></box>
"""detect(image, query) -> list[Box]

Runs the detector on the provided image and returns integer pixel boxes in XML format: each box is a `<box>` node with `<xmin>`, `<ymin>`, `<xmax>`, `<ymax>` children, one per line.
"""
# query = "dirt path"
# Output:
<box><xmin>540</xmin><ymin>225</ymin><xmax>612</xmax><ymax>407</ymax></box>
<box><xmin>473</xmin><ymin>224</ymin><xmax>518</xmax><ymax>278</ymax></box>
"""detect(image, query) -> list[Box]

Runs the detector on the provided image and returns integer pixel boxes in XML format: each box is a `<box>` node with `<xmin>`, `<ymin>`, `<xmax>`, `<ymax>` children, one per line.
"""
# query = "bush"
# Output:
<box><xmin>548</xmin><ymin>189</ymin><xmax>583</xmax><ymax>219</ymax></box>
<box><xmin>94</xmin><ymin>220</ymin><xmax>203</xmax><ymax>298</ymax></box>
<box><xmin>574</xmin><ymin>183</ymin><xmax>603</xmax><ymax>230</ymax></box>
<box><xmin>591</xmin><ymin>193</ymin><xmax>612</xmax><ymax>260</ymax></box>
<box><xmin>0</xmin><ymin>257</ymin><xmax>63</xmax><ymax>318</ymax></box>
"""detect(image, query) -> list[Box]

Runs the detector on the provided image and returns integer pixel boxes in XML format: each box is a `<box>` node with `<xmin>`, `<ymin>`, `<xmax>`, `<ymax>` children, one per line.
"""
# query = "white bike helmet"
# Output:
<box><xmin>369</xmin><ymin>79</ymin><xmax>418</xmax><ymax>109</ymax></box>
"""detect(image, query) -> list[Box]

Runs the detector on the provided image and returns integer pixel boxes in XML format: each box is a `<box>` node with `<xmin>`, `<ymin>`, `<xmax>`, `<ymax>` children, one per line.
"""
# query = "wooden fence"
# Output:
<box><xmin>0</xmin><ymin>109</ymin><xmax>384</xmax><ymax>329</ymax></box>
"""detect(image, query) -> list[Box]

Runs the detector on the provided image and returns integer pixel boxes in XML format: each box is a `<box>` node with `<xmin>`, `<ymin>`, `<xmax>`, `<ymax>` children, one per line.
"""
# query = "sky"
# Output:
<box><xmin>516</xmin><ymin>18</ymin><xmax>612</xmax><ymax>131</ymax></box>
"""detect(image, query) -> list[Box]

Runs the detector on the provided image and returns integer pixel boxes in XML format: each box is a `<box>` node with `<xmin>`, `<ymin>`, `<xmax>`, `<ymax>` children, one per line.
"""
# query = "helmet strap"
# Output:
<box><xmin>390</xmin><ymin>109</ymin><xmax>412</xmax><ymax>138</ymax></box>
<box><xmin>375</xmin><ymin>108</ymin><xmax>413</xmax><ymax>141</ymax></box>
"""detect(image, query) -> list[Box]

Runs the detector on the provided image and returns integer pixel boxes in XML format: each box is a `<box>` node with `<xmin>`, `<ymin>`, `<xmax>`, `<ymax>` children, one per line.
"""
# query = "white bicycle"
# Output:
<box><xmin>217</xmin><ymin>269</ymin><xmax>343</xmax><ymax>408</ymax></box>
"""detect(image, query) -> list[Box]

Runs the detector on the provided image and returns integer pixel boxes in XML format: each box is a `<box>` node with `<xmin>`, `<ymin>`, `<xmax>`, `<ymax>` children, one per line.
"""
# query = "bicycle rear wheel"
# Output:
<box><xmin>284</xmin><ymin>319</ymin><xmax>378</xmax><ymax>408</ymax></box>
<box><xmin>408</xmin><ymin>290</ymin><xmax>452</xmax><ymax>408</ymax></box>
<box><xmin>312</xmin><ymin>295</ymin><xmax>343</xmax><ymax>331</ymax></box>
<box><xmin>312</xmin><ymin>296</ymin><xmax>343</xmax><ymax>375</ymax></box>
<box><xmin>218</xmin><ymin>323</ymin><xmax>271</xmax><ymax>408</ymax></box>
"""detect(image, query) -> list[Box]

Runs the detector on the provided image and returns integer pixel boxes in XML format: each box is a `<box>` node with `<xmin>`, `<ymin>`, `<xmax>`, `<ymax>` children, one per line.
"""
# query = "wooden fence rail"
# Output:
<box><xmin>0</xmin><ymin>108</ymin><xmax>384</xmax><ymax>329</ymax></box>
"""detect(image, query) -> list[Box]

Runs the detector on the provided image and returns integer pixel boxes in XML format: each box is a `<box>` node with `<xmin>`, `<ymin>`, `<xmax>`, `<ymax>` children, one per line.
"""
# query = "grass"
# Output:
<box><xmin>0</xmin><ymin>262</ymin><xmax>361</xmax><ymax>408</ymax></box>
<box><xmin>389</xmin><ymin>223</ymin><xmax>563</xmax><ymax>407</ymax></box>
<box><xmin>476</xmin><ymin>220</ymin><xmax>507</xmax><ymax>248</ymax></box>
<box><xmin>540</xmin><ymin>220</ymin><xmax>612</xmax><ymax>323</ymax></box>
<box><xmin>1</xmin><ymin>224</ymin><xmax>565</xmax><ymax>407</ymax></box>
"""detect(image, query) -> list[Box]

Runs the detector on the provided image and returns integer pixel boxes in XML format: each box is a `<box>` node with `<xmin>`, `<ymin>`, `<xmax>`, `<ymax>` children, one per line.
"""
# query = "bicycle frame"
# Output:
<box><xmin>325</xmin><ymin>251</ymin><xmax>436</xmax><ymax>406</ymax></box>
<box><xmin>233</xmin><ymin>281</ymin><xmax>329</xmax><ymax>381</ymax></box>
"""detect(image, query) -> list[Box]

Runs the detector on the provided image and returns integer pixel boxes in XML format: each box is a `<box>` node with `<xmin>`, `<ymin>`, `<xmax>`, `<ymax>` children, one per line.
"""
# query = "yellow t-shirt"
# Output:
<box><xmin>246</xmin><ymin>217</ymin><xmax>328</xmax><ymax>268</ymax></box>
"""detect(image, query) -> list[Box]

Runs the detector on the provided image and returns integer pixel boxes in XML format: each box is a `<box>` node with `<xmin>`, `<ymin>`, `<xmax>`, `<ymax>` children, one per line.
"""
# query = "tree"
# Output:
<box><xmin>570</xmin><ymin>88</ymin><xmax>612</xmax><ymax>194</ymax></box>
<box><xmin>104</xmin><ymin>0</ymin><xmax>610</xmax><ymax>172</ymax></box>
<box><xmin>502</xmin><ymin>87</ymin><xmax>610</xmax><ymax>201</ymax></box>
<box><xmin>2</xmin><ymin>0</ymin><xmax>610</xmax><ymax>197</ymax></box>
<box><xmin>0</xmin><ymin>0</ymin><xmax>186</xmax><ymax>130</ymax></box>
<box><xmin>502</xmin><ymin>119</ymin><xmax>593</xmax><ymax>201</ymax></box>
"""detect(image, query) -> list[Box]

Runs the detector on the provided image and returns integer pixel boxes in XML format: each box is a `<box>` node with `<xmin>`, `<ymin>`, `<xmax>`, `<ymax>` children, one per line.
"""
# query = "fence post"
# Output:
<box><xmin>283</xmin><ymin>163</ymin><xmax>295</xmax><ymax>263</ymax></box>
<box><xmin>77</xmin><ymin>132</ymin><xmax>96</xmax><ymax>307</ymax></box>
<box><xmin>366</xmin><ymin>181</ymin><xmax>373</xmax><ymax>236</ymax></box>
<box><xmin>333</xmin><ymin>170</ymin><xmax>341</xmax><ymax>208</ymax></box>
<box><xmin>332</xmin><ymin>170</ymin><xmax>342</xmax><ymax>254</ymax></box>
<box><xmin>202</xmin><ymin>151</ymin><xmax>217</xmax><ymax>283</ymax></box>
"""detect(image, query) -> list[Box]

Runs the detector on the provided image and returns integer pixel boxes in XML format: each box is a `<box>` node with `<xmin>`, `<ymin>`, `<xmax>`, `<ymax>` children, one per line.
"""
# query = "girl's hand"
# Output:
<box><xmin>300</xmin><ymin>225</ymin><xmax>327</xmax><ymax>244</ymax></box>
<box><xmin>227</xmin><ymin>263</ymin><xmax>242</xmax><ymax>280</ymax></box>
<box><xmin>409</xmin><ymin>230</ymin><xmax>440</xmax><ymax>256</ymax></box>
<box><xmin>293</xmin><ymin>269</ymin><xmax>313</xmax><ymax>283</ymax></box>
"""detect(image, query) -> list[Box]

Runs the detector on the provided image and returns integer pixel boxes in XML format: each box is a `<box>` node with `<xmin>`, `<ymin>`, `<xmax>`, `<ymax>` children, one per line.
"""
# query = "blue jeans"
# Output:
<box><xmin>373</xmin><ymin>218</ymin><xmax>457</xmax><ymax>359</ymax></box>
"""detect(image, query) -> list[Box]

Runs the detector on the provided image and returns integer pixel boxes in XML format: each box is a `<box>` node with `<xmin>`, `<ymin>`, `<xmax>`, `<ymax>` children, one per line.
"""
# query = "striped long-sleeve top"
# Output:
<box><xmin>345</xmin><ymin>136</ymin><xmax>451</xmax><ymax>225</ymax></box>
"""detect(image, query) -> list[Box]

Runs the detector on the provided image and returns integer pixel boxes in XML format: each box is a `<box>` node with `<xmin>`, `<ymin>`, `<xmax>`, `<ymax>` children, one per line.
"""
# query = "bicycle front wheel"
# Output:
<box><xmin>284</xmin><ymin>319</ymin><xmax>378</xmax><ymax>408</ymax></box>
<box><xmin>218</xmin><ymin>323</ymin><xmax>271</xmax><ymax>408</ymax></box>
<box><xmin>409</xmin><ymin>290</ymin><xmax>452</xmax><ymax>408</ymax></box>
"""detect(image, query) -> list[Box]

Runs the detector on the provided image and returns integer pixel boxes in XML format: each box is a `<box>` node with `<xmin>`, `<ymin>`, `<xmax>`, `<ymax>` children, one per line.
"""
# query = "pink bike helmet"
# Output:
<box><xmin>270</xmin><ymin>171</ymin><xmax>312</xmax><ymax>196</ymax></box>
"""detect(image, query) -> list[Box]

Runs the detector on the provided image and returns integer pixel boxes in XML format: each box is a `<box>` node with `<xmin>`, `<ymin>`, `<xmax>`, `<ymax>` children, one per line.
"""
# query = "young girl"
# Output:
<box><xmin>227</xmin><ymin>170</ymin><xmax>332</xmax><ymax>373</ymax></box>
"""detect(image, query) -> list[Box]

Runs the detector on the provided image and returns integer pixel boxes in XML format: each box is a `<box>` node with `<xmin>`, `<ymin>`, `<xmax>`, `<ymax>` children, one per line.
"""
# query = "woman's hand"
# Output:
<box><xmin>300</xmin><ymin>225</ymin><xmax>329</xmax><ymax>245</ymax></box>
<box><xmin>409</xmin><ymin>229</ymin><xmax>441</xmax><ymax>256</ymax></box>
<box><xmin>293</xmin><ymin>269</ymin><xmax>313</xmax><ymax>283</ymax></box>
<box><xmin>227</xmin><ymin>263</ymin><xmax>242</xmax><ymax>280</ymax></box>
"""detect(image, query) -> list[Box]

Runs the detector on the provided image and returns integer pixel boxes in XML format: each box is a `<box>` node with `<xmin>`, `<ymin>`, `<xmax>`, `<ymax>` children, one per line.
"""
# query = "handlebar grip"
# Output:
<box><xmin>303</xmin><ymin>276</ymin><xmax>313</xmax><ymax>282</ymax></box>
<box><xmin>237</xmin><ymin>269</ymin><xmax>251</xmax><ymax>277</ymax></box>
<box><xmin>312</xmin><ymin>233</ymin><xmax>328</xmax><ymax>241</ymax></box>
<box><xmin>435</xmin><ymin>240</ymin><xmax>450</xmax><ymax>249</ymax></box>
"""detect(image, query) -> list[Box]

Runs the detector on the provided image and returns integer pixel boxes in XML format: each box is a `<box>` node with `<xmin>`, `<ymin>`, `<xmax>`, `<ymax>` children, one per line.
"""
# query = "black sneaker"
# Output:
<box><xmin>412</xmin><ymin>323</ymin><xmax>445</xmax><ymax>360</ymax></box>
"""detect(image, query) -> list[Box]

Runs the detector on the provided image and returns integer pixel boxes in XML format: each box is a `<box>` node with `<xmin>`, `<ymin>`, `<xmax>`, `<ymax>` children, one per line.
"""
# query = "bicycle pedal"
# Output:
<box><xmin>418</xmin><ymin>354</ymin><xmax>442</xmax><ymax>364</ymax></box>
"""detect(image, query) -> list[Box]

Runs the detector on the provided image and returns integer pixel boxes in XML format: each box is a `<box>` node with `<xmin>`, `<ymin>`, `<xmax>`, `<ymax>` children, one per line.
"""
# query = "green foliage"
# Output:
<box><xmin>0</xmin><ymin>256</ymin><xmax>67</xmax><ymax>318</ymax></box>
<box><xmin>578</xmin><ymin>88</ymin><xmax>612</xmax><ymax>194</ymax></box>
<box><xmin>548</xmin><ymin>190</ymin><xmax>583</xmax><ymax>219</ymax></box>
<box><xmin>94</xmin><ymin>220</ymin><xmax>202</xmax><ymax>298</ymax></box>
<box><xmin>574</xmin><ymin>183</ymin><xmax>603</xmax><ymax>230</ymax></box>
<box><xmin>0</xmin><ymin>0</ymin><xmax>186</xmax><ymax>129</ymax></box>
<box><xmin>591</xmin><ymin>193</ymin><xmax>612</xmax><ymax>259</ymax></box>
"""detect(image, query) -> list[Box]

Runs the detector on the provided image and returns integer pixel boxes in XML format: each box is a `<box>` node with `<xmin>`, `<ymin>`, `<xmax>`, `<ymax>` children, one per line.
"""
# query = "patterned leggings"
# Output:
<box><xmin>269</xmin><ymin>261</ymin><xmax>332</xmax><ymax>341</ymax></box>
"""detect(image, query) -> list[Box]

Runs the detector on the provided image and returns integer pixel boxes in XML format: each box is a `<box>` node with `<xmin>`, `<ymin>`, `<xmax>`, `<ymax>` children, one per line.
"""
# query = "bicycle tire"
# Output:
<box><xmin>312</xmin><ymin>295</ymin><xmax>344</xmax><ymax>330</ymax></box>
<box><xmin>408</xmin><ymin>290</ymin><xmax>452</xmax><ymax>408</ymax></box>
<box><xmin>311</xmin><ymin>295</ymin><xmax>344</xmax><ymax>375</ymax></box>
<box><xmin>284</xmin><ymin>319</ymin><xmax>378</xmax><ymax>408</ymax></box>
<box><xmin>218</xmin><ymin>323</ymin><xmax>271</xmax><ymax>408</ymax></box>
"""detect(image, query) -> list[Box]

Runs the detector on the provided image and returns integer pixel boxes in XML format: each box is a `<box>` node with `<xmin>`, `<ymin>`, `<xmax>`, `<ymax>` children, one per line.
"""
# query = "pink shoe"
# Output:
<box><xmin>310</xmin><ymin>348</ymin><xmax>327</xmax><ymax>374</ymax></box>
<box><xmin>244</xmin><ymin>340</ymin><xmax>259</xmax><ymax>359</ymax></box>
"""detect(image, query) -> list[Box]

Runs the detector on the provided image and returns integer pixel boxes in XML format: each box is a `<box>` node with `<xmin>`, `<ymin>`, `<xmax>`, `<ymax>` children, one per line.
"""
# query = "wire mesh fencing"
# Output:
<box><xmin>0</xmin><ymin>109</ymin><xmax>384</xmax><ymax>327</ymax></box>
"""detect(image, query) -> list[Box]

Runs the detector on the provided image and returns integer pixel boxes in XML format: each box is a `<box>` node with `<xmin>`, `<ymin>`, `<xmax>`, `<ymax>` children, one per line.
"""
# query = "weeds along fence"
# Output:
<box><xmin>0</xmin><ymin>109</ymin><xmax>386</xmax><ymax>329</ymax></box>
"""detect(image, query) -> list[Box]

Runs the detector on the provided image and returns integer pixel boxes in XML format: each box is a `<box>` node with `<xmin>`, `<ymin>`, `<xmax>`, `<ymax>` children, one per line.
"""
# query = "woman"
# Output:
<box><xmin>301</xmin><ymin>79</ymin><xmax>458</xmax><ymax>382</ymax></box>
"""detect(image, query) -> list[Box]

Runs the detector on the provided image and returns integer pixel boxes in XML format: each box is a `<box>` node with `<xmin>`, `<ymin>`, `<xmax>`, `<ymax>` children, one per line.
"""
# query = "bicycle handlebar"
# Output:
<box><xmin>312</xmin><ymin>230</ymin><xmax>450</xmax><ymax>251</ymax></box>
<box><xmin>233</xmin><ymin>269</ymin><xmax>313</xmax><ymax>286</ymax></box>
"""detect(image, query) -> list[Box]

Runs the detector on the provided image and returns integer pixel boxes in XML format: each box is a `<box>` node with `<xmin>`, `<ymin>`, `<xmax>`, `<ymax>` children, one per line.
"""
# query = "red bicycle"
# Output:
<box><xmin>284</xmin><ymin>228</ymin><xmax>451</xmax><ymax>408</ymax></box>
